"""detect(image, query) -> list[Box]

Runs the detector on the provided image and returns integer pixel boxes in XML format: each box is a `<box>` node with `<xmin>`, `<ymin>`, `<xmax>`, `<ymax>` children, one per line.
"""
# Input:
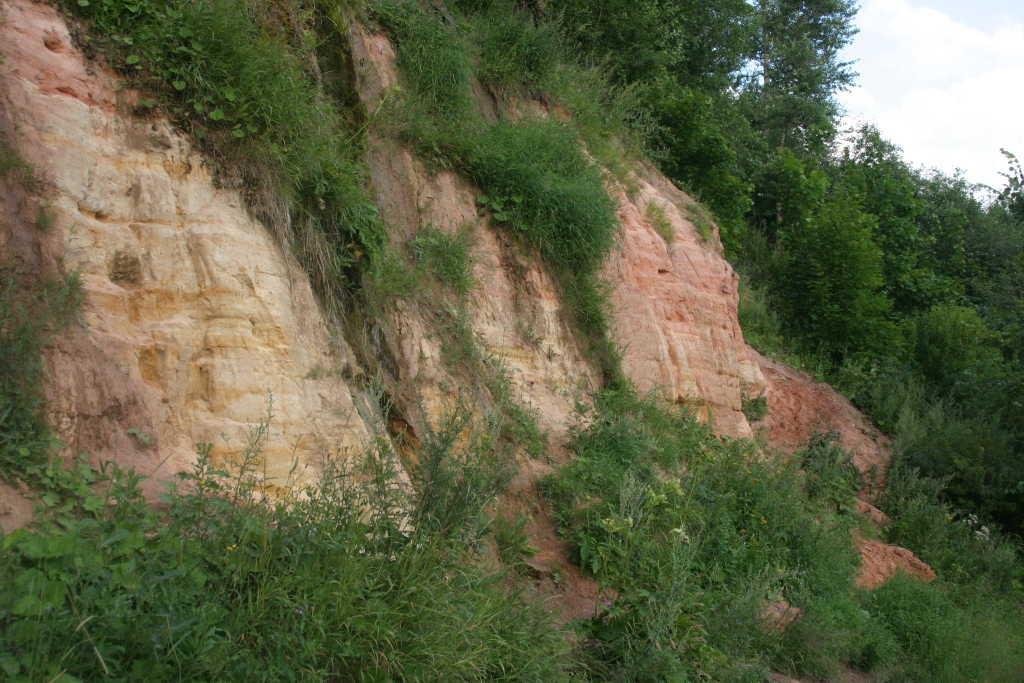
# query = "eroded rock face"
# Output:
<box><xmin>607</xmin><ymin>169</ymin><xmax>766</xmax><ymax>437</ymax></box>
<box><xmin>2</xmin><ymin>2</ymin><xmax>870</xmax><ymax>516</ymax></box>
<box><xmin>350</xmin><ymin>25</ymin><xmax>766</xmax><ymax>441</ymax></box>
<box><xmin>753</xmin><ymin>350</ymin><xmax>889</xmax><ymax>475</ymax></box>
<box><xmin>0</xmin><ymin>0</ymin><xmax>375</xmax><ymax>495</ymax></box>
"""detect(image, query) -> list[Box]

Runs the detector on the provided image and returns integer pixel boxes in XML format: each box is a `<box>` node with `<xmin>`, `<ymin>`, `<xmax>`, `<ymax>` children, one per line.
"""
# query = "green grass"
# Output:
<box><xmin>0</xmin><ymin>265</ymin><xmax>84</xmax><ymax>481</ymax></box>
<box><xmin>646</xmin><ymin>201</ymin><xmax>674</xmax><ymax>243</ymax></box>
<box><xmin>409</xmin><ymin>224</ymin><xmax>477</xmax><ymax>296</ymax></box>
<box><xmin>463</xmin><ymin>0</ymin><xmax>559</xmax><ymax>94</ymax></box>
<box><xmin>369</xmin><ymin>0</ymin><xmax>627</xmax><ymax>382</ymax></box>
<box><xmin>686</xmin><ymin>200</ymin><xmax>716</xmax><ymax>244</ymax></box>
<box><xmin>0</xmin><ymin>144</ymin><xmax>44</xmax><ymax>195</ymax></box>
<box><xmin>492</xmin><ymin>513</ymin><xmax>541</xmax><ymax>575</ymax></box>
<box><xmin>0</xmin><ymin>404</ymin><xmax>571</xmax><ymax>681</ymax></box>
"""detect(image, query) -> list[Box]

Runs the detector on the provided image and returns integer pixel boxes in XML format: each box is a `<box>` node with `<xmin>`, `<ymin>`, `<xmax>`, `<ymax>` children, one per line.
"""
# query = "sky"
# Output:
<box><xmin>838</xmin><ymin>0</ymin><xmax>1024</xmax><ymax>190</ymax></box>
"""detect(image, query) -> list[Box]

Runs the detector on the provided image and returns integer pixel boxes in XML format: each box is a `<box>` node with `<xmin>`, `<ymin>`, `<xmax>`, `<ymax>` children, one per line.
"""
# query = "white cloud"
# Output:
<box><xmin>839</xmin><ymin>0</ymin><xmax>1024</xmax><ymax>189</ymax></box>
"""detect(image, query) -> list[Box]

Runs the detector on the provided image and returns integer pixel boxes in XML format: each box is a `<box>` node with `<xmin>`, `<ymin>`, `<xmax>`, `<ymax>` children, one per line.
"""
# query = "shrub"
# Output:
<box><xmin>543</xmin><ymin>389</ymin><xmax>871</xmax><ymax>680</ymax></box>
<box><xmin>910</xmin><ymin>304</ymin><xmax>1000</xmax><ymax>390</ymax></box>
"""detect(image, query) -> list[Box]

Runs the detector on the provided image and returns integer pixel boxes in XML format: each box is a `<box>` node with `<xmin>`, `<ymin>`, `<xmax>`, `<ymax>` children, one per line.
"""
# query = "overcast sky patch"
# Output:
<box><xmin>839</xmin><ymin>0</ymin><xmax>1024</xmax><ymax>190</ymax></box>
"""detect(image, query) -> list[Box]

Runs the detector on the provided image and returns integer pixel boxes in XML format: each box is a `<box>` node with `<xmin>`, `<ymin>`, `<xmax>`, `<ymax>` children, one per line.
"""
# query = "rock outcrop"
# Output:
<box><xmin>0</xmin><ymin>0</ymin><xmax>377</xmax><ymax>498</ymax></box>
<box><xmin>1</xmin><ymin>0</ymin><xmax>889</xmax><ymax>542</ymax></box>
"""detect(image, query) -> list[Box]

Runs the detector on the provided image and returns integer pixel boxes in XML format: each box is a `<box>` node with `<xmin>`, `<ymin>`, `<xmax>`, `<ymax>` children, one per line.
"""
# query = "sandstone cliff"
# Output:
<box><xmin>0</xmin><ymin>0</ymin><xmax>885</xmax><ymax>536</ymax></box>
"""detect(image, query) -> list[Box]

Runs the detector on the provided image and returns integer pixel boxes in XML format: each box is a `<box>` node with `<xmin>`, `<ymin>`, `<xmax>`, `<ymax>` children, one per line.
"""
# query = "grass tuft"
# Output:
<box><xmin>646</xmin><ymin>201</ymin><xmax>674</xmax><ymax>243</ymax></box>
<box><xmin>409</xmin><ymin>223</ymin><xmax>477</xmax><ymax>296</ymax></box>
<box><xmin>0</xmin><ymin>265</ymin><xmax>84</xmax><ymax>481</ymax></box>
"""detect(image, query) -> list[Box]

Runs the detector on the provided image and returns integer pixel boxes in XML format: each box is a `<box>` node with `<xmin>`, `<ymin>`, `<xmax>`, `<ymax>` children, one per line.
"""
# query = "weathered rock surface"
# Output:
<box><xmin>1</xmin><ymin>1</ymin><xmax>886</xmax><ymax>554</ymax></box>
<box><xmin>351</xmin><ymin>24</ymin><xmax>766</xmax><ymax>441</ymax></box>
<box><xmin>607</xmin><ymin>170</ymin><xmax>766</xmax><ymax>437</ymax></box>
<box><xmin>0</xmin><ymin>0</ymin><xmax>376</xmax><ymax>498</ymax></box>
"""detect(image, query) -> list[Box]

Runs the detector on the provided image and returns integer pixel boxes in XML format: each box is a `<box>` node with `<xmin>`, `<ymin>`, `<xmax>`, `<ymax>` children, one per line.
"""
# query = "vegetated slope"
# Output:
<box><xmin>1</xmin><ymin>1</ymin><xmax>1022</xmax><ymax>682</ymax></box>
<box><xmin>0</xmin><ymin>0</ymin><xmax>769</xmax><ymax>493</ymax></box>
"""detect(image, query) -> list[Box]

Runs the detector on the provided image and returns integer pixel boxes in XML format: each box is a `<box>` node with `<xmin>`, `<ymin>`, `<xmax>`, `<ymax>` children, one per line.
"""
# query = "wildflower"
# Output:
<box><xmin>226</xmin><ymin>544</ymin><xmax>237</xmax><ymax>552</ymax></box>
<box><xmin>295</xmin><ymin>609</ymin><xmax>305</xmax><ymax>615</ymax></box>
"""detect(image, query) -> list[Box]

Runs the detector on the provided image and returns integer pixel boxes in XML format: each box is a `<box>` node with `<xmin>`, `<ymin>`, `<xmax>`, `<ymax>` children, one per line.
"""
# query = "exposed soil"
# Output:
<box><xmin>853</xmin><ymin>531</ymin><xmax>936</xmax><ymax>589</ymax></box>
<box><xmin>753</xmin><ymin>349</ymin><xmax>889</xmax><ymax>482</ymax></box>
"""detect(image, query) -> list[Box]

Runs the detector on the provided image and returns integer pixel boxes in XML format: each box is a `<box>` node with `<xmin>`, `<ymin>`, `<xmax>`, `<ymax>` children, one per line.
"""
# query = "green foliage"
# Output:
<box><xmin>861</xmin><ymin>460</ymin><xmax>1024</xmax><ymax>682</ymax></box>
<box><xmin>462</xmin><ymin>119</ymin><xmax>617</xmax><ymax>276</ymax></box>
<box><xmin>741</xmin><ymin>0</ymin><xmax>859</xmax><ymax>152</ymax></box>
<box><xmin>61</xmin><ymin>0</ymin><xmax>384</xmax><ymax>297</ymax></box>
<box><xmin>685</xmin><ymin>199</ymin><xmax>717</xmax><ymax>244</ymax></box>
<box><xmin>798</xmin><ymin>432</ymin><xmax>859</xmax><ymax>513</ymax></box>
<box><xmin>645</xmin><ymin>201</ymin><xmax>673</xmax><ymax>243</ymax></box>
<box><xmin>371</xmin><ymin>0</ymin><xmax>623</xmax><ymax>380</ymax></box>
<box><xmin>492</xmin><ymin>514</ymin><xmax>540</xmax><ymax>574</ymax></box>
<box><xmin>862</xmin><ymin>575</ymin><xmax>1024</xmax><ymax>683</ymax></box>
<box><xmin>997</xmin><ymin>149</ymin><xmax>1024</xmax><ymax>224</ymax></box>
<box><xmin>550</xmin><ymin>0</ymin><xmax>754</xmax><ymax>91</ymax></box>
<box><xmin>543</xmin><ymin>389</ymin><xmax>872</xmax><ymax>680</ymax></box>
<box><xmin>835</xmin><ymin>126</ymin><xmax>951</xmax><ymax>313</ymax></box>
<box><xmin>544</xmin><ymin>386</ymin><xmax>1024</xmax><ymax>680</ymax></box>
<box><xmin>0</xmin><ymin>144</ymin><xmax>44</xmax><ymax>196</ymax></box>
<box><xmin>0</xmin><ymin>407</ymin><xmax>571</xmax><ymax>680</ymax></box>
<box><xmin>0</xmin><ymin>267</ymin><xmax>84</xmax><ymax>479</ymax></box>
<box><xmin>409</xmin><ymin>224</ymin><xmax>477</xmax><ymax>296</ymax></box>
<box><xmin>741</xmin><ymin>393</ymin><xmax>768</xmax><ymax>423</ymax></box>
<box><xmin>363</xmin><ymin>249</ymin><xmax>422</xmax><ymax>304</ymax></box>
<box><xmin>483</xmin><ymin>366</ymin><xmax>549</xmax><ymax>460</ymax></box>
<box><xmin>653</xmin><ymin>88</ymin><xmax>752</xmax><ymax>247</ymax></box>
<box><xmin>909</xmin><ymin>305</ymin><xmax>1000</xmax><ymax>390</ymax></box>
<box><xmin>770</xmin><ymin>151</ymin><xmax>896</xmax><ymax>356</ymax></box>
<box><xmin>465</xmin><ymin>1</ymin><xmax>559</xmax><ymax>92</ymax></box>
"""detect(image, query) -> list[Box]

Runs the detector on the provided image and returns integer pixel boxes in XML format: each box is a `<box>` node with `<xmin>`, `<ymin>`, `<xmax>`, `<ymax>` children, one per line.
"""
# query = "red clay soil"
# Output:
<box><xmin>522</xmin><ymin>499</ymin><xmax>610</xmax><ymax>624</ymax></box>
<box><xmin>853</xmin><ymin>532</ymin><xmax>936</xmax><ymax>589</ymax></box>
<box><xmin>753</xmin><ymin>349</ymin><xmax>889</xmax><ymax>479</ymax></box>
